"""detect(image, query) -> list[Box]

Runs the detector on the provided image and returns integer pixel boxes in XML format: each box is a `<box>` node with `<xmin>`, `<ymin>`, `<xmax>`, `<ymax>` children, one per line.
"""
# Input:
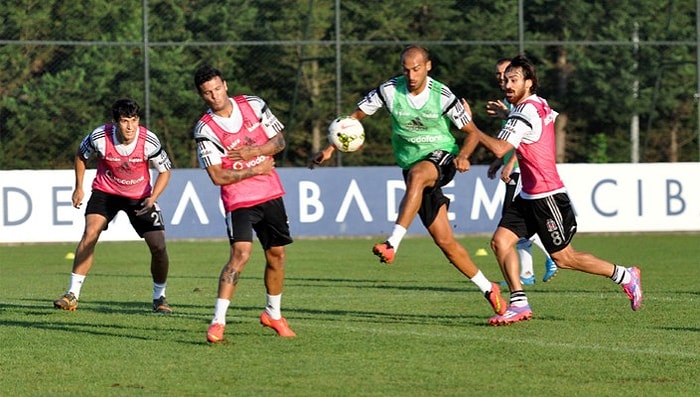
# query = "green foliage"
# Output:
<box><xmin>1</xmin><ymin>0</ymin><xmax>698</xmax><ymax>169</ymax></box>
<box><xmin>1</xmin><ymin>234</ymin><xmax>699</xmax><ymax>396</ymax></box>
<box><xmin>588</xmin><ymin>132</ymin><xmax>609</xmax><ymax>163</ymax></box>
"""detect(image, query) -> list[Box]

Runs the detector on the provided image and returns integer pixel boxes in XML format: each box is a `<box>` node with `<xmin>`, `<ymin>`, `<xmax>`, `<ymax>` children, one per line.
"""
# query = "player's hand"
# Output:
<box><xmin>72</xmin><ymin>187</ymin><xmax>84</xmax><ymax>209</ymax></box>
<box><xmin>500</xmin><ymin>172</ymin><xmax>511</xmax><ymax>183</ymax></box>
<box><xmin>487</xmin><ymin>158</ymin><xmax>502</xmax><ymax>179</ymax></box>
<box><xmin>454</xmin><ymin>155</ymin><xmax>471</xmax><ymax>173</ymax></box>
<box><xmin>227</xmin><ymin>146</ymin><xmax>258</xmax><ymax>161</ymax></box>
<box><xmin>486</xmin><ymin>100</ymin><xmax>509</xmax><ymax>119</ymax></box>
<box><xmin>135</xmin><ymin>197</ymin><xmax>155</xmax><ymax>216</ymax></box>
<box><xmin>500</xmin><ymin>162</ymin><xmax>515</xmax><ymax>183</ymax></box>
<box><xmin>308</xmin><ymin>145</ymin><xmax>336</xmax><ymax>169</ymax></box>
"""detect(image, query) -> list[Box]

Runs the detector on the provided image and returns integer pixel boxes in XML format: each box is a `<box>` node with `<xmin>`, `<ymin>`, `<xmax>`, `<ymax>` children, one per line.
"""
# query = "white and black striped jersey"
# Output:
<box><xmin>79</xmin><ymin>125</ymin><xmax>171</xmax><ymax>173</ymax></box>
<box><xmin>357</xmin><ymin>76</ymin><xmax>472</xmax><ymax>129</ymax></box>
<box><xmin>193</xmin><ymin>95</ymin><xmax>283</xmax><ymax>169</ymax></box>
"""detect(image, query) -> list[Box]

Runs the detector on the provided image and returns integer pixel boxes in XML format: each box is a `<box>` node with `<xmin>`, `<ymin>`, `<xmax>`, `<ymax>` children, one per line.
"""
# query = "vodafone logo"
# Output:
<box><xmin>408</xmin><ymin>135</ymin><xmax>442</xmax><ymax>143</ymax></box>
<box><xmin>232</xmin><ymin>155</ymin><xmax>267</xmax><ymax>170</ymax></box>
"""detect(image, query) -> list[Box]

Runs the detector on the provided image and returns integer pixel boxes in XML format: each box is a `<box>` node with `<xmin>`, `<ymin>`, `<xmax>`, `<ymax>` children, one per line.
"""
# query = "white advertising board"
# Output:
<box><xmin>1</xmin><ymin>163</ymin><xmax>698</xmax><ymax>244</ymax></box>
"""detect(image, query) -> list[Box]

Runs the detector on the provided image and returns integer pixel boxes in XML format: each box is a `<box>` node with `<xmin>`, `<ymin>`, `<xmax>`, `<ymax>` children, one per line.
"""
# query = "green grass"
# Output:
<box><xmin>1</xmin><ymin>234</ymin><xmax>699</xmax><ymax>396</ymax></box>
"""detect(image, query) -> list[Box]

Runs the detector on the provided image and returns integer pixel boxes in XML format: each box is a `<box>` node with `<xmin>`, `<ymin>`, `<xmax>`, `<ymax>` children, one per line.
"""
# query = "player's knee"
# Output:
<box><xmin>432</xmin><ymin>234</ymin><xmax>457</xmax><ymax>252</ymax></box>
<box><xmin>80</xmin><ymin>228</ymin><xmax>102</xmax><ymax>245</ymax></box>
<box><xmin>145</xmin><ymin>234</ymin><xmax>167</xmax><ymax>255</ymax></box>
<box><xmin>490</xmin><ymin>235</ymin><xmax>511</xmax><ymax>255</ymax></box>
<box><xmin>407</xmin><ymin>165</ymin><xmax>436</xmax><ymax>187</ymax></box>
<box><xmin>265</xmin><ymin>247</ymin><xmax>286</xmax><ymax>266</ymax></box>
<box><xmin>232</xmin><ymin>249</ymin><xmax>251</xmax><ymax>264</ymax></box>
<box><xmin>549</xmin><ymin>247</ymin><xmax>579</xmax><ymax>269</ymax></box>
<box><xmin>149</xmin><ymin>243</ymin><xmax>167</xmax><ymax>258</ymax></box>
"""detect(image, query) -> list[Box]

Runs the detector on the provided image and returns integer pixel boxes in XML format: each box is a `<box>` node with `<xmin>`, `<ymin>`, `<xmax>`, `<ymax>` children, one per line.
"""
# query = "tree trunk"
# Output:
<box><xmin>555</xmin><ymin>113</ymin><xmax>568</xmax><ymax>163</ymax></box>
<box><xmin>310</xmin><ymin>59</ymin><xmax>322</xmax><ymax>153</ymax></box>
<box><xmin>555</xmin><ymin>47</ymin><xmax>571</xmax><ymax>163</ymax></box>
<box><xmin>670</xmin><ymin>123</ymin><xmax>678</xmax><ymax>162</ymax></box>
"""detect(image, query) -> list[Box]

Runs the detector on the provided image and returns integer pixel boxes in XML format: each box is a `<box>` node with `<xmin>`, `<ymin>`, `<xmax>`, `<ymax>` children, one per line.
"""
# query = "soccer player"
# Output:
<box><xmin>311</xmin><ymin>45</ymin><xmax>507</xmax><ymax>317</ymax></box>
<box><xmin>193</xmin><ymin>65</ymin><xmax>296</xmax><ymax>343</ymax></box>
<box><xmin>485</xmin><ymin>57</ymin><xmax>558</xmax><ymax>285</ymax></box>
<box><xmin>471</xmin><ymin>55</ymin><xmax>643</xmax><ymax>325</ymax></box>
<box><xmin>53</xmin><ymin>98</ymin><xmax>173</xmax><ymax>313</ymax></box>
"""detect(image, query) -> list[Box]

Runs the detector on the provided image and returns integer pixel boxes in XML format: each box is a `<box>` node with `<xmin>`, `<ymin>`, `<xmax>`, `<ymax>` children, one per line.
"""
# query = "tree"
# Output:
<box><xmin>1</xmin><ymin>0</ymin><xmax>697</xmax><ymax>169</ymax></box>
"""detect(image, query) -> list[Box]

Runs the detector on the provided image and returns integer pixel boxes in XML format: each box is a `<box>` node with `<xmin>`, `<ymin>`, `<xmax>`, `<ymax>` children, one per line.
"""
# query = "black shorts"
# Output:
<box><xmin>498</xmin><ymin>192</ymin><xmax>577</xmax><ymax>253</ymax></box>
<box><xmin>85</xmin><ymin>190</ymin><xmax>166</xmax><ymax>237</ymax></box>
<box><xmin>225</xmin><ymin>197</ymin><xmax>293</xmax><ymax>250</ymax></box>
<box><xmin>402</xmin><ymin>150</ymin><xmax>456</xmax><ymax>228</ymax></box>
<box><xmin>501</xmin><ymin>172</ymin><xmax>520</xmax><ymax>216</ymax></box>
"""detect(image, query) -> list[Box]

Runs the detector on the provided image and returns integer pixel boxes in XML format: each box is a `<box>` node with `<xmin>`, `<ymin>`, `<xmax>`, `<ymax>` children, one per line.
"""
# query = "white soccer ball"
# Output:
<box><xmin>328</xmin><ymin>116</ymin><xmax>365</xmax><ymax>153</ymax></box>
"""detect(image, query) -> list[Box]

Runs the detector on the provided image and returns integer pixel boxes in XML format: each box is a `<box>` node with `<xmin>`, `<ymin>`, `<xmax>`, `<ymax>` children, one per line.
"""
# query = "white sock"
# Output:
<box><xmin>212</xmin><ymin>298</ymin><xmax>230</xmax><ymax>325</ymax></box>
<box><xmin>516</xmin><ymin>238</ymin><xmax>534</xmax><ymax>278</ymax></box>
<box><xmin>530</xmin><ymin>234</ymin><xmax>551</xmax><ymax>258</ymax></box>
<box><xmin>469</xmin><ymin>270</ymin><xmax>493</xmax><ymax>294</ymax></box>
<box><xmin>510</xmin><ymin>290</ymin><xmax>529</xmax><ymax>307</ymax></box>
<box><xmin>386</xmin><ymin>224</ymin><xmax>407</xmax><ymax>252</ymax></box>
<box><xmin>610</xmin><ymin>265</ymin><xmax>631</xmax><ymax>284</ymax></box>
<box><xmin>68</xmin><ymin>273</ymin><xmax>86</xmax><ymax>299</ymax></box>
<box><xmin>530</xmin><ymin>233</ymin><xmax>544</xmax><ymax>250</ymax></box>
<box><xmin>153</xmin><ymin>282</ymin><xmax>167</xmax><ymax>300</ymax></box>
<box><xmin>265</xmin><ymin>294</ymin><xmax>282</xmax><ymax>320</ymax></box>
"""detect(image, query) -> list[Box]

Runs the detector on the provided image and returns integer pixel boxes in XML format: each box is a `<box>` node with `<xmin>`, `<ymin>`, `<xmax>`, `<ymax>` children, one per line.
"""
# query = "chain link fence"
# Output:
<box><xmin>1</xmin><ymin>1</ymin><xmax>699</xmax><ymax>169</ymax></box>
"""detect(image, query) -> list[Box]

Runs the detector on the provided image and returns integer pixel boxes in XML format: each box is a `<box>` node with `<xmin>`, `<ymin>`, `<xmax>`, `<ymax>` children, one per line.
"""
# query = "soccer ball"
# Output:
<box><xmin>328</xmin><ymin>116</ymin><xmax>365</xmax><ymax>153</ymax></box>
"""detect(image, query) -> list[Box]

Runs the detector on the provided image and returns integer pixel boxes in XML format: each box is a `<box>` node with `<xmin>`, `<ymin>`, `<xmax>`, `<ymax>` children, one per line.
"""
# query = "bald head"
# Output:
<box><xmin>401</xmin><ymin>45</ymin><xmax>430</xmax><ymax>64</ymax></box>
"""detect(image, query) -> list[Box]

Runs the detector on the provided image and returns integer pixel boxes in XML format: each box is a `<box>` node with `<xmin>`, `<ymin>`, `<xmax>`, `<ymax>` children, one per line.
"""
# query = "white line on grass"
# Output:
<box><xmin>304</xmin><ymin>322</ymin><xmax>700</xmax><ymax>359</ymax></box>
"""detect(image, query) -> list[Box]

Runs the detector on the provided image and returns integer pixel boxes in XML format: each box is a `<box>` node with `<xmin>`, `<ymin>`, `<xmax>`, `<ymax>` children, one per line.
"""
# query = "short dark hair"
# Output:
<box><xmin>194</xmin><ymin>65</ymin><xmax>224</xmax><ymax>92</ymax></box>
<box><xmin>508</xmin><ymin>54</ymin><xmax>538</xmax><ymax>94</ymax></box>
<box><xmin>495</xmin><ymin>57</ymin><xmax>511</xmax><ymax>67</ymax></box>
<box><xmin>111</xmin><ymin>98</ymin><xmax>140</xmax><ymax>121</ymax></box>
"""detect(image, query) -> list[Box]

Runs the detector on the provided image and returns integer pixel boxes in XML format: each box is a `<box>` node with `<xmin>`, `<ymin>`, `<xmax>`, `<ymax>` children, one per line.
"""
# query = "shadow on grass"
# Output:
<box><xmin>285</xmin><ymin>275</ymin><xmax>488</xmax><ymax>294</ymax></box>
<box><xmin>0</xmin><ymin>301</ymin><xmax>170</xmax><ymax>340</ymax></box>
<box><xmin>0</xmin><ymin>299</ymin><xmax>217</xmax><ymax>344</ymax></box>
<box><xmin>284</xmin><ymin>305</ymin><xmax>490</xmax><ymax>328</ymax></box>
<box><xmin>0</xmin><ymin>298</ymin><xmax>551</xmax><ymax>349</ymax></box>
<box><xmin>11</xmin><ymin>298</ymin><xmax>209</xmax><ymax>314</ymax></box>
<box><xmin>46</xmin><ymin>271</ymin><xmax>216</xmax><ymax>280</ymax></box>
<box><xmin>658</xmin><ymin>326</ymin><xmax>700</xmax><ymax>332</ymax></box>
<box><xmin>8</xmin><ymin>281</ymin><xmax>634</xmax><ymax>342</ymax></box>
<box><xmin>0</xmin><ymin>317</ymin><xmax>157</xmax><ymax>340</ymax></box>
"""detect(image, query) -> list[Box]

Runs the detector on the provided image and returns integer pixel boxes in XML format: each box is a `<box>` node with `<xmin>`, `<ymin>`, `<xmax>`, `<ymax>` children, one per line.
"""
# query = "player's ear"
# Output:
<box><xmin>426</xmin><ymin>60</ymin><xmax>432</xmax><ymax>72</ymax></box>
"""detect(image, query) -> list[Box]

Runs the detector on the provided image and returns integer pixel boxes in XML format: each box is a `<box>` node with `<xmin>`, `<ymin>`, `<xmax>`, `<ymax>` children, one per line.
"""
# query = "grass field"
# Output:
<box><xmin>1</xmin><ymin>233</ymin><xmax>699</xmax><ymax>396</ymax></box>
